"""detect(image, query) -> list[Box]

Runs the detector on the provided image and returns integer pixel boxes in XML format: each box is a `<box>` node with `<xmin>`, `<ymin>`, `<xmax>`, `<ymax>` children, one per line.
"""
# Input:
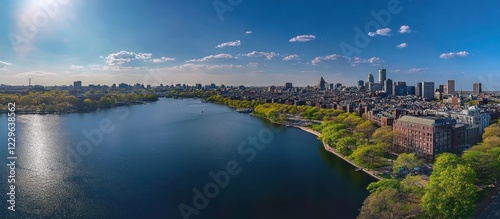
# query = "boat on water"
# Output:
<box><xmin>355</xmin><ymin>168</ymin><xmax>362</xmax><ymax>172</ymax></box>
<box><xmin>236</xmin><ymin>108</ymin><xmax>253</xmax><ymax>113</ymax></box>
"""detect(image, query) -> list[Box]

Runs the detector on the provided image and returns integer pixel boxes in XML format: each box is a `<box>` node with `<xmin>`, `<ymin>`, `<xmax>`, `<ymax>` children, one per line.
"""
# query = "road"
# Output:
<box><xmin>476</xmin><ymin>191</ymin><xmax>500</xmax><ymax>219</ymax></box>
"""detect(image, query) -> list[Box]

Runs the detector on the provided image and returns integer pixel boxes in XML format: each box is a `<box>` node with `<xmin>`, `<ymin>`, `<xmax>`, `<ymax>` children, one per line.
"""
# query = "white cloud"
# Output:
<box><xmin>351</xmin><ymin>57</ymin><xmax>383</xmax><ymax>66</ymax></box>
<box><xmin>247</xmin><ymin>62</ymin><xmax>259</xmax><ymax>67</ymax></box>
<box><xmin>289</xmin><ymin>35</ymin><xmax>316</xmax><ymax>42</ymax></box>
<box><xmin>245</xmin><ymin>31</ymin><xmax>252</xmax><ymax>34</ymax></box>
<box><xmin>408</xmin><ymin>68</ymin><xmax>428</xmax><ymax>74</ymax></box>
<box><xmin>301</xmin><ymin>70</ymin><xmax>318</xmax><ymax>73</ymax></box>
<box><xmin>439</xmin><ymin>51</ymin><xmax>470</xmax><ymax>59</ymax></box>
<box><xmin>283</xmin><ymin>55</ymin><xmax>301</xmax><ymax>61</ymax></box>
<box><xmin>312</xmin><ymin>54</ymin><xmax>349</xmax><ymax>65</ymax></box>
<box><xmin>105</xmin><ymin>51</ymin><xmax>152</xmax><ymax>66</ymax></box>
<box><xmin>241</xmin><ymin>51</ymin><xmax>279</xmax><ymax>60</ymax></box>
<box><xmin>70</xmin><ymin>65</ymin><xmax>84</xmax><ymax>70</ymax></box>
<box><xmin>399</xmin><ymin>25</ymin><xmax>412</xmax><ymax>34</ymax></box>
<box><xmin>187</xmin><ymin>54</ymin><xmax>234</xmax><ymax>62</ymax></box>
<box><xmin>396</xmin><ymin>43</ymin><xmax>408</xmax><ymax>49</ymax></box>
<box><xmin>170</xmin><ymin>63</ymin><xmax>243</xmax><ymax>71</ymax></box>
<box><xmin>16</xmin><ymin>71</ymin><xmax>57</xmax><ymax>77</ymax></box>
<box><xmin>216</xmin><ymin>40</ymin><xmax>241</xmax><ymax>48</ymax></box>
<box><xmin>0</xmin><ymin>61</ymin><xmax>12</xmax><ymax>70</ymax></box>
<box><xmin>151</xmin><ymin>57</ymin><xmax>175</xmax><ymax>63</ymax></box>
<box><xmin>368</xmin><ymin>28</ymin><xmax>392</xmax><ymax>37</ymax></box>
<box><xmin>312</xmin><ymin>55</ymin><xmax>382</xmax><ymax>66</ymax></box>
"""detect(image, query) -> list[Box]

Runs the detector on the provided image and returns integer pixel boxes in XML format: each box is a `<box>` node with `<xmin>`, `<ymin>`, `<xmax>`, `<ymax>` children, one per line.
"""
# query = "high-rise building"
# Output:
<box><xmin>367</xmin><ymin>72</ymin><xmax>374</xmax><ymax>83</ymax></box>
<box><xmin>407</xmin><ymin>86</ymin><xmax>416</xmax><ymax>95</ymax></box>
<box><xmin>285</xmin><ymin>82</ymin><xmax>293</xmax><ymax>89</ymax></box>
<box><xmin>416</xmin><ymin>82</ymin><xmax>422</xmax><ymax>97</ymax></box>
<box><xmin>422</xmin><ymin>82</ymin><xmax>435</xmax><ymax>100</ymax></box>
<box><xmin>378</xmin><ymin>69</ymin><xmax>386</xmax><ymax>83</ymax></box>
<box><xmin>438</xmin><ymin>85</ymin><xmax>445</xmax><ymax>93</ymax></box>
<box><xmin>318</xmin><ymin>77</ymin><xmax>326</xmax><ymax>90</ymax></box>
<box><xmin>384</xmin><ymin>78</ymin><xmax>393</xmax><ymax>96</ymax></box>
<box><xmin>74</xmin><ymin>81</ymin><xmax>82</xmax><ymax>90</ymax></box>
<box><xmin>473</xmin><ymin>83</ymin><xmax>482</xmax><ymax>95</ymax></box>
<box><xmin>358</xmin><ymin>80</ymin><xmax>364</xmax><ymax>87</ymax></box>
<box><xmin>393</xmin><ymin>82</ymin><xmax>407</xmax><ymax>96</ymax></box>
<box><xmin>447</xmin><ymin>80</ymin><xmax>455</xmax><ymax>95</ymax></box>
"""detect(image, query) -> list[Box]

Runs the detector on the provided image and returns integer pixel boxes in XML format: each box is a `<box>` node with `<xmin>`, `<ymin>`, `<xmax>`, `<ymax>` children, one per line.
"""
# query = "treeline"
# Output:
<box><xmin>0</xmin><ymin>91</ymin><xmax>159</xmax><ymax>113</ymax></box>
<box><xmin>166</xmin><ymin>90</ymin><xmax>217</xmax><ymax>98</ymax></box>
<box><xmin>253</xmin><ymin>103</ymin><xmax>345</xmax><ymax>122</ymax></box>
<box><xmin>358</xmin><ymin>120</ymin><xmax>500</xmax><ymax>219</ymax></box>
<box><xmin>206</xmin><ymin>95</ymin><xmax>261</xmax><ymax>109</ymax></box>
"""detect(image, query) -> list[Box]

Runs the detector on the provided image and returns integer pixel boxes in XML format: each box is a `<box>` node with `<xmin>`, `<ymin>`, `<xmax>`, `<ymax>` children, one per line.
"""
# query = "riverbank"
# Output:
<box><xmin>293</xmin><ymin>125</ymin><xmax>383</xmax><ymax>181</ymax></box>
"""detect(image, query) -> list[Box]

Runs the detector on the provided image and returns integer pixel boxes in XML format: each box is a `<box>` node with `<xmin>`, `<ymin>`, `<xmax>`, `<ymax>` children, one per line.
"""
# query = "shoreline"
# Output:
<box><xmin>292</xmin><ymin>125</ymin><xmax>383</xmax><ymax>181</ymax></box>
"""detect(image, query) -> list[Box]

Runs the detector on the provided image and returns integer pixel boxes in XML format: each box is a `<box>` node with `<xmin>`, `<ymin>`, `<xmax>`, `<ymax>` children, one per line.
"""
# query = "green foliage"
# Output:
<box><xmin>392</xmin><ymin>153</ymin><xmax>423</xmax><ymax>174</ymax></box>
<box><xmin>335</xmin><ymin>136</ymin><xmax>357</xmax><ymax>156</ymax></box>
<box><xmin>349</xmin><ymin>144</ymin><xmax>386</xmax><ymax>169</ymax></box>
<box><xmin>372</xmin><ymin>126</ymin><xmax>394</xmax><ymax>145</ymax></box>
<box><xmin>421</xmin><ymin>164</ymin><xmax>477</xmax><ymax>219</ymax></box>
<box><xmin>206</xmin><ymin>95</ymin><xmax>261</xmax><ymax>110</ymax></box>
<box><xmin>483</xmin><ymin>124</ymin><xmax>500</xmax><ymax>139</ymax></box>
<box><xmin>0</xmin><ymin>91</ymin><xmax>159</xmax><ymax>113</ymax></box>
<box><xmin>432</xmin><ymin>153</ymin><xmax>461</xmax><ymax>175</ymax></box>
<box><xmin>367</xmin><ymin>179</ymin><xmax>401</xmax><ymax>194</ymax></box>
<box><xmin>462</xmin><ymin>148</ymin><xmax>500</xmax><ymax>185</ymax></box>
<box><xmin>355</xmin><ymin>120</ymin><xmax>377</xmax><ymax>140</ymax></box>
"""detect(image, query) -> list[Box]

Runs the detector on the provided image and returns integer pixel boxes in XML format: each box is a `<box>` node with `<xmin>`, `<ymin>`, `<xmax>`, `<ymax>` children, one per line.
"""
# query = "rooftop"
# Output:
<box><xmin>397</xmin><ymin>116</ymin><xmax>436</xmax><ymax>126</ymax></box>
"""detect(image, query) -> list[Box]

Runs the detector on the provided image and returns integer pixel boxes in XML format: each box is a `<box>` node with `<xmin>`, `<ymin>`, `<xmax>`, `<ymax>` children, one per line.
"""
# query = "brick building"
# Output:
<box><xmin>393</xmin><ymin>116</ymin><xmax>456</xmax><ymax>159</ymax></box>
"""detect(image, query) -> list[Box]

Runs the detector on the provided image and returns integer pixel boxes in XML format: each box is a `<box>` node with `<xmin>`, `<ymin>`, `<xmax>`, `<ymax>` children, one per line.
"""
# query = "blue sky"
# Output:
<box><xmin>1</xmin><ymin>0</ymin><xmax>500</xmax><ymax>90</ymax></box>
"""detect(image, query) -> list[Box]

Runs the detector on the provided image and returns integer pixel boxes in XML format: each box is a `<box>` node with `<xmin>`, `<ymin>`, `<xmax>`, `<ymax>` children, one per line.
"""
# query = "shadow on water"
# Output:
<box><xmin>318</xmin><ymin>143</ymin><xmax>377</xmax><ymax>188</ymax></box>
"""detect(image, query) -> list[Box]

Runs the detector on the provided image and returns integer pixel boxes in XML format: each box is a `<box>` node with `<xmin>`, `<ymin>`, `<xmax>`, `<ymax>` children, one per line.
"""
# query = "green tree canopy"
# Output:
<box><xmin>393</xmin><ymin>153</ymin><xmax>423</xmax><ymax>174</ymax></box>
<box><xmin>421</xmin><ymin>164</ymin><xmax>477</xmax><ymax>219</ymax></box>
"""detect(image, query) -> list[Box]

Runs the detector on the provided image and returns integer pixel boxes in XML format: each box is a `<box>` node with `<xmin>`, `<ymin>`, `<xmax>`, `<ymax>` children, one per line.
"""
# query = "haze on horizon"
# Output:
<box><xmin>1</xmin><ymin>0</ymin><xmax>500</xmax><ymax>90</ymax></box>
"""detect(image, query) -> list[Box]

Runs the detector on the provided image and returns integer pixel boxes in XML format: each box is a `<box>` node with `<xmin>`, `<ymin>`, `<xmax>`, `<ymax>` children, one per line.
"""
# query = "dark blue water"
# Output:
<box><xmin>0</xmin><ymin>99</ymin><xmax>375</xmax><ymax>219</ymax></box>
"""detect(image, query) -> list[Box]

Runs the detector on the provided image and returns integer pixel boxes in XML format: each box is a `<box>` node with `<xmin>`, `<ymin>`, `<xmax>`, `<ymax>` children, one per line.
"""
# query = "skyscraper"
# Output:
<box><xmin>416</xmin><ymin>82</ymin><xmax>422</xmax><ymax>97</ymax></box>
<box><xmin>447</xmin><ymin>80</ymin><xmax>455</xmax><ymax>95</ymax></box>
<box><xmin>422</xmin><ymin>82</ymin><xmax>435</xmax><ymax>100</ymax></box>
<box><xmin>367</xmin><ymin>72</ymin><xmax>374</xmax><ymax>83</ymax></box>
<box><xmin>393</xmin><ymin>82</ymin><xmax>407</xmax><ymax>96</ymax></box>
<box><xmin>473</xmin><ymin>83</ymin><xmax>482</xmax><ymax>95</ymax></box>
<box><xmin>438</xmin><ymin>85</ymin><xmax>445</xmax><ymax>93</ymax></box>
<box><xmin>318</xmin><ymin>77</ymin><xmax>326</xmax><ymax>90</ymax></box>
<box><xmin>378</xmin><ymin>69</ymin><xmax>386</xmax><ymax>83</ymax></box>
<box><xmin>384</xmin><ymin>78</ymin><xmax>393</xmax><ymax>96</ymax></box>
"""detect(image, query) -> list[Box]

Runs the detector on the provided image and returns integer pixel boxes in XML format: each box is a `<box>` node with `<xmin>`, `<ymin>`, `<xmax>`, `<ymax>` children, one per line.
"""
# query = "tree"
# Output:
<box><xmin>372</xmin><ymin>126</ymin><xmax>394</xmax><ymax>145</ymax></box>
<box><xmin>432</xmin><ymin>153</ymin><xmax>461</xmax><ymax>176</ymax></box>
<box><xmin>392</xmin><ymin>153</ymin><xmax>423</xmax><ymax>174</ymax></box>
<box><xmin>421</xmin><ymin>164</ymin><xmax>477</xmax><ymax>219</ymax></box>
<box><xmin>358</xmin><ymin>188</ymin><xmax>406</xmax><ymax>219</ymax></box>
<box><xmin>400</xmin><ymin>175</ymin><xmax>426</xmax><ymax>201</ymax></box>
<box><xmin>355</xmin><ymin>120</ymin><xmax>377</xmax><ymax>140</ymax></box>
<box><xmin>336</xmin><ymin>136</ymin><xmax>357</xmax><ymax>156</ymax></box>
<box><xmin>350</xmin><ymin>144</ymin><xmax>384</xmax><ymax>168</ymax></box>
<box><xmin>483</xmin><ymin>124</ymin><xmax>500</xmax><ymax>139</ymax></box>
<box><xmin>367</xmin><ymin>179</ymin><xmax>400</xmax><ymax>194</ymax></box>
<box><xmin>462</xmin><ymin>149</ymin><xmax>500</xmax><ymax>185</ymax></box>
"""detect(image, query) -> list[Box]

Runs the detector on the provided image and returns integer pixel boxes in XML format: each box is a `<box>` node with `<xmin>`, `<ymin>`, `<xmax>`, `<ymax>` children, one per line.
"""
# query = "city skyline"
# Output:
<box><xmin>1</xmin><ymin>0</ymin><xmax>500</xmax><ymax>90</ymax></box>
